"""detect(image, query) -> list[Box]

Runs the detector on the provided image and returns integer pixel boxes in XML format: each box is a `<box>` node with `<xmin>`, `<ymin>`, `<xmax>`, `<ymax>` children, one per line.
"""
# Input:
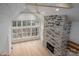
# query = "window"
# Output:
<box><xmin>12</xmin><ymin>21</ymin><xmax>21</xmax><ymax>27</ymax></box>
<box><xmin>12</xmin><ymin>29</ymin><xmax>22</xmax><ymax>38</ymax></box>
<box><xmin>11</xmin><ymin>12</ymin><xmax>41</xmax><ymax>43</ymax></box>
<box><xmin>23</xmin><ymin>20</ymin><xmax>31</xmax><ymax>26</ymax></box>
<box><xmin>32</xmin><ymin>20</ymin><xmax>39</xmax><ymax>26</ymax></box>
<box><xmin>17</xmin><ymin>21</ymin><xmax>21</xmax><ymax>27</ymax></box>
<box><xmin>23</xmin><ymin>28</ymin><xmax>31</xmax><ymax>37</ymax></box>
<box><xmin>12</xmin><ymin>20</ymin><xmax>40</xmax><ymax>39</ymax></box>
<box><xmin>13</xmin><ymin>29</ymin><xmax>17</xmax><ymax>33</ymax></box>
<box><xmin>12</xmin><ymin>21</ymin><xmax>16</xmax><ymax>27</ymax></box>
<box><xmin>32</xmin><ymin>28</ymin><xmax>39</xmax><ymax>36</ymax></box>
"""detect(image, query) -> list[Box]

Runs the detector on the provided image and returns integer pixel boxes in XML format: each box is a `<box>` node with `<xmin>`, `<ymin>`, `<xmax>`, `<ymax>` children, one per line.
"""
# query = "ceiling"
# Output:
<box><xmin>27</xmin><ymin>3</ymin><xmax>75</xmax><ymax>9</ymax></box>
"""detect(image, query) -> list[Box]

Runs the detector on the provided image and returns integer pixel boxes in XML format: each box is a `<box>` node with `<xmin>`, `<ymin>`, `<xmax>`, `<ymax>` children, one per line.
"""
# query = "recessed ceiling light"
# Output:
<box><xmin>56</xmin><ymin>8</ymin><xmax>59</xmax><ymax>11</ymax></box>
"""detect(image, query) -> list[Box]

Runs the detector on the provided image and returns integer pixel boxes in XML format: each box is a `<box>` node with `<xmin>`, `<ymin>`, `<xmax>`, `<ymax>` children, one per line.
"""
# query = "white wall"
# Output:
<box><xmin>70</xmin><ymin>21</ymin><xmax>79</xmax><ymax>44</ymax></box>
<box><xmin>0</xmin><ymin>4</ymin><xmax>11</xmax><ymax>55</ymax></box>
<box><xmin>0</xmin><ymin>3</ymin><xmax>26</xmax><ymax>55</ymax></box>
<box><xmin>0</xmin><ymin>3</ymin><xmax>79</xmax><ymax>55</ymax></box>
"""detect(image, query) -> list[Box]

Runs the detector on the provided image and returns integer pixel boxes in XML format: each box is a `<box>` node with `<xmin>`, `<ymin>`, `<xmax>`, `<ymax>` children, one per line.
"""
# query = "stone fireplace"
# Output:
<box><xmin>43</xmin><ymin>15</ymin><xmax>72</xmax><ymax>56</ymax></box>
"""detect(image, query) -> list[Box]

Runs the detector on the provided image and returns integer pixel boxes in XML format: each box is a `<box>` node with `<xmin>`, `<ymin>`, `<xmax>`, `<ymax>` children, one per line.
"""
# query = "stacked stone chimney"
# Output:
<box><xmin>43</xmin><ymin>15</ymin><xmax>71</xmax><ymax>56</ymax></box>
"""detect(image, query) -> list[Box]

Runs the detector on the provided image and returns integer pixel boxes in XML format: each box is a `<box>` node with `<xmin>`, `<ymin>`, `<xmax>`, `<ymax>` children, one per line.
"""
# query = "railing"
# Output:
<box><xmin>67</xmin><ymin>40</ymin><xmax>79</xmax><ymax>53</ymax></box>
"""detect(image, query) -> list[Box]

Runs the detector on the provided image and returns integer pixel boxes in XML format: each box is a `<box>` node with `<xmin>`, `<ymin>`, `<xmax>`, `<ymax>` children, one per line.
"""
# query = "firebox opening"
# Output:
<box><xmin>47</xmin><ymin>42</ymin><xmax>54</xmax><ymax>54</ymax></box>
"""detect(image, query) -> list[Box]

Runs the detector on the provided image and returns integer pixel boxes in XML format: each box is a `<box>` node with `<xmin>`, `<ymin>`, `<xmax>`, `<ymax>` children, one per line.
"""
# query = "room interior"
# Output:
<box><xmin>0</xmin><ymin>3</ymin><xmax>79</xmax><ymax>56</ymax></box>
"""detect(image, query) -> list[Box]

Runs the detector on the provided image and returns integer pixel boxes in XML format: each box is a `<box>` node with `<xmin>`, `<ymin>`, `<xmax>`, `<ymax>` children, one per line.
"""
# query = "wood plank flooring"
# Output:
<box><xmin>11</xmin><ymin>40</ymin><xmax>49</xmax><ymax>56</ymax></box>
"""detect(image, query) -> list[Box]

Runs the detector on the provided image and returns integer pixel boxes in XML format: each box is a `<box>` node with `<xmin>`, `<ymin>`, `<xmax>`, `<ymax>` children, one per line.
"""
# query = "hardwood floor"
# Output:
<box><xmin>11</xmin><ymin>40</ymin><xmax>49</xmax><ymax>56</ymax></box>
